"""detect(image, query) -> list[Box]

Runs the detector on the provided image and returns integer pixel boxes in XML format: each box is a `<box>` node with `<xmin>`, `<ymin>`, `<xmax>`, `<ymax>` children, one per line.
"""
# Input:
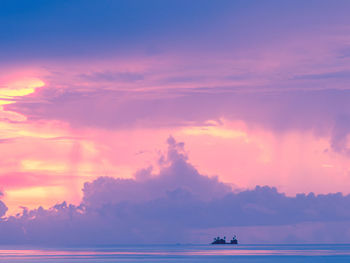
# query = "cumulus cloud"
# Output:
<box><xmin>0</xmin><ymin>192</ymin><xmax>8</xmax><ymax>218</ymax></box>
<box><xmin>1</xmin><ymin>138</ymin><xmax>350</xmax><ymax>245</ymax></box>
<box><xmin>83</xmin><ymin>136</ymin><xmax>231</xmax><ymax>208</ymax></box>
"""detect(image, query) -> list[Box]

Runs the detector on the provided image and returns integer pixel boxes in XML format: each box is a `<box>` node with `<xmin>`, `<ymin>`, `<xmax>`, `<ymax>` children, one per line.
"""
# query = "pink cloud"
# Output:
<box><xmin>1</xmin><ymin>138</ymin><xmax>350</xmax><ymax>245</ymax></box>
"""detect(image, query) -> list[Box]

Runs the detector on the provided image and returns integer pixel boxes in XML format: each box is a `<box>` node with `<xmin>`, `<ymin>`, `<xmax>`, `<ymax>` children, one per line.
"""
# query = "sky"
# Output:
<box><xmin>1</xmin><ymin>0</ymin><xmax>350</xmax><ymax>244</ymax></box>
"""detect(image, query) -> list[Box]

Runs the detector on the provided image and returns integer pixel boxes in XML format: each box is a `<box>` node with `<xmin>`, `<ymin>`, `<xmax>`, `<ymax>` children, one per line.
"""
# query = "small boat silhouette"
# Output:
<box><xmin>211</xmin><ymin>235</ymin><xmax>238</xmax><ymax>245</ymax></box>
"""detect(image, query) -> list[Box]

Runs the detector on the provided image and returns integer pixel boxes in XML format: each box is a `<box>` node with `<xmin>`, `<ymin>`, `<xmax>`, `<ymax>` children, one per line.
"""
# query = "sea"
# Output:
<box><xmin>0</xmin><ymin>244</ymin><xmax>350</xmax><ymax>262</ymax></box>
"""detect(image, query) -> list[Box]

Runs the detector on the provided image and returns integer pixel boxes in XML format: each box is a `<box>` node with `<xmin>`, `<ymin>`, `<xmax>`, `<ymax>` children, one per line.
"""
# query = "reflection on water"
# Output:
<box><xmin>1</xmin><ymin>244</ymin><xmax>350</xmax><ymax>262</ymax></box>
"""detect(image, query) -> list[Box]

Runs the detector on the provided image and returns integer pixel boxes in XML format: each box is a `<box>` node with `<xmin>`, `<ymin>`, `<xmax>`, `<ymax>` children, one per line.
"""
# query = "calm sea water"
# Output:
<box><xmin>0</xmin><ymin>244</ymin><xmax>350</xmax><ymax>262</ymax></box>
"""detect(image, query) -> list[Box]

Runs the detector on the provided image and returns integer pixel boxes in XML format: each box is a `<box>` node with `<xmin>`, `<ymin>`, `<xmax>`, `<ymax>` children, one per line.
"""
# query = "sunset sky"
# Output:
<box><xmin>1</xmin><ymin>0</ymin><xmax>350</xmax><ymax>244</ymax></box>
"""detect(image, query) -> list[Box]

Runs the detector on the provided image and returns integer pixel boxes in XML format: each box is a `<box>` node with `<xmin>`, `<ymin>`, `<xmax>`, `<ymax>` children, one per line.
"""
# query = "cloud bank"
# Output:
<box><xmin>4</xmin><ymin>0</ymin><xmax>350</xmax><ymax>154</ymax></box>
<box><xmin>1</xmin><ymin>138</ymin><xmax>350</xmax><ymax>245</ymax></box>
<box><xmin>0</xmin><ymin>192</ymin><xmax>7</xmax><ymax>218</ymax></box>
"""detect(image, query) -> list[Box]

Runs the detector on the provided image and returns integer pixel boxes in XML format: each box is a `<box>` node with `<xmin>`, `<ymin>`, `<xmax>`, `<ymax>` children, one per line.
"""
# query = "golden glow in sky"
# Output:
<box><xmin>0</xmin><ymin>78</ymin><xmax>44</xmax><ymax>105</ymax></box>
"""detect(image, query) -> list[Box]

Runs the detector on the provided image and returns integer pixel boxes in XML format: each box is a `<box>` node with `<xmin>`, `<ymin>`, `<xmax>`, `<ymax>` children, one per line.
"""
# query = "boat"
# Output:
<box><xmin>211</xmin><ymin>235</ymin><xmax>238</xmax><ymax>245</ymax></box>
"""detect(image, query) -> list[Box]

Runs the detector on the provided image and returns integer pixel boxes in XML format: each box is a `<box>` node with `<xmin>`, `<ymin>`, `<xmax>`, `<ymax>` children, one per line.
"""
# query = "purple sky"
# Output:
<box><xmin>1</xmin><ymin>0</ymin><xmax>350</xmax><ymax>244</ymax></box>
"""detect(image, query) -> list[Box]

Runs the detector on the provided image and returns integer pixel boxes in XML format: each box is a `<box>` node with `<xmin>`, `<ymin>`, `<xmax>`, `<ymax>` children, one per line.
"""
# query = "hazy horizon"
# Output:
<box><xmin>1</xmin><ymin>0</ymin><xmax>350</xmax><ymax>247</ymax></box>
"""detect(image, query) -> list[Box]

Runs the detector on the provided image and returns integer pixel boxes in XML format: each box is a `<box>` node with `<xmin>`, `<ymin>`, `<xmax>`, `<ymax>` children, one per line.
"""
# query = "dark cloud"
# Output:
<box><xmin>338</xmin><ymin>47</ymin><xmax>350</xmax><ymax>59</ymax></box>
<box><xmin>8</xmin><ymin>86</ymin><xmax>350</xmax><ymax>138</ymax></box>
<box><xmin>7</xmin><ymin>76</ymin><xmax>350</xmax><ymax>158</ymax></box>
<box><xmin>2</xmin><ymin>0</ymin><xmax>350</xmax><ymax>158</ymax></box>
<box><xmin>1</xmin><ymin>138</ymin><xmax>350</xmax><ymax>245</ymax></box>
<box><xmin>293</xmin><ymin>71</ymin><xmax>350</xmax><ymax>80</ymax></box>
<box><xmin>331</xmin><ymin>115</ymin><xmax>350</xmax><ymax>155</ymax></box>
<box><xmin>79</xmin><ymin>71</ymin><xmax>144</xmax><ymax>83</ymax></box>
<box><xmin>0</xmin><ymin>192</ymin><xmax>8</xmax><ymax>218</ymax></box>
